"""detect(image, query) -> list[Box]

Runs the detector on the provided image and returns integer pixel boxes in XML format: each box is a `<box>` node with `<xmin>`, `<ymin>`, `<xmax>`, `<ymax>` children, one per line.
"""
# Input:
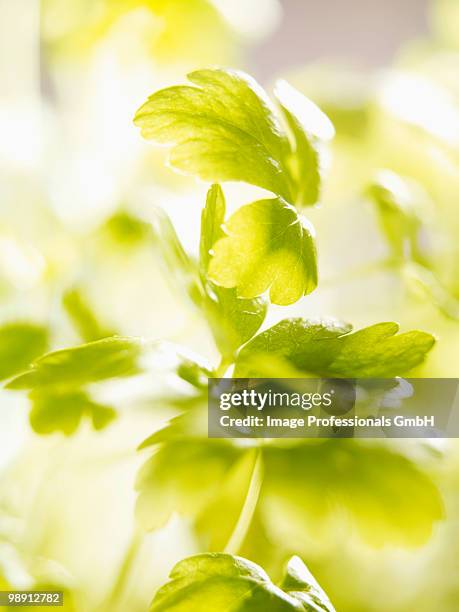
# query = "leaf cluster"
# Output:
<box><xmin>151</xmin><ymin>553</ymin><xmax>335</xmax><ymax>611</ymax></box>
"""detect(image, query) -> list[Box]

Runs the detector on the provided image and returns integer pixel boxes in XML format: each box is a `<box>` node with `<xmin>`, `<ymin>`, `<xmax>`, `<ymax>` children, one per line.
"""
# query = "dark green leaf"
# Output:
<box><xmin>235</xmin><ymin>318</ymin><xmax>435</xmax><ymax>377</ymax></box>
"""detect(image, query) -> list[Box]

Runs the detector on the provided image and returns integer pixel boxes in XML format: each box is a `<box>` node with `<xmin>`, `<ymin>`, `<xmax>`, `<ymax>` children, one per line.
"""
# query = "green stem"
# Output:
<box><xmin>214</xmin><ymin>355</ymin><xmax>233</xmax><ymax>377</ymax></box>
<box><xmin>224</xmin><ymin>450</ymin><xmax>263</xmax><ymax>555</ymax></box>
<box><xmin>103</xmin><ymin>527</ymin><xmax>143</xmax><ymax>611</ymax></box>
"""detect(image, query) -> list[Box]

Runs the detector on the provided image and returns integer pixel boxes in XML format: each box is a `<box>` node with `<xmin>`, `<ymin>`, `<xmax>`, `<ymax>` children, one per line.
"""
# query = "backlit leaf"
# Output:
<box><xmin>200</xmin><ymin>185</ymin><xmax>267</xmax><ymax>355</ymax></box>
<box><xmin>235</xmin><ymin>318</ymin><xmax>435</xmax><ymax>377</ymax></box>
<box><xmin>151</xmin><ymin>553</ymin><xmax>335</xmax><ymax>611</ymax></box>
<box><xmin>6</xmin><ymin>337</ymin><xmax>144</xmax><ymax>390</ymax></box>
<box><xmin>135</xmin><ymin>439</ymin><xmax>242</xmax><ymax>531</ymax></box>
<box><xmin>366</xmin><ymin>170</ymin><xmax>434</xmax><ymax>265</ymax></box>
<box><xmin>0</xmin><ymin>323</ymin><xmax>48</xmax><ymax>381</ymax></box>
<box><xmin>134</xmin><ymin>68</ymin><xmax>293</xmax><ymax>200</ymax></box>
<box><xmin>262</xmin><ymin>441</ymin><xmax>444</xmax><ymax>548</ymax></box>
<box><xmin>208</xmin><ymin>198</ymin><xmax>317</xmax><ymax>306</ymax></box>
<box><xmin>63</xmin><ymin>287</ymin><xmax>115</xmax><ymax>342</ymax></box>
<box><xmin>135</xmin><ymin>69</ymin><xmax>333</xmax><ymax>207</ymax></box>
<box><xmin>275</xmin><ymin>79</ymin><xmax>335</xmax><ymax>206</ymax></box>
<box><xmin>29</xmin><ymin>390</ymin><xmax>116</xmax><ymax>436</ymax></box>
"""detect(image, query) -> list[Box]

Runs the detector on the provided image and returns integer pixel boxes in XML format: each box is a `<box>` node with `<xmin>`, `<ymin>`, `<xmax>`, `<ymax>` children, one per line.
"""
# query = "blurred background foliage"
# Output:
<box><xmin>0</xmin><ymin>0</ymin><xmax>459</xmax><ymax>610</ymax></box>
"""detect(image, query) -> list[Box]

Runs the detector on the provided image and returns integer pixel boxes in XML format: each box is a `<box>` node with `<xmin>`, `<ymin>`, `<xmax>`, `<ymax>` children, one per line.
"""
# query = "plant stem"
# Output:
<box><xmin>224</xmin><ymin>449</ymin><xmax>263</xmax><ymax>555</ymax></box>
<box><xmin>214</xmin><ymin>355</ymin><xmax>233</xmax><ymax>377</ymax></box>
<box><xmin>103</xmin><ymin>527</ymin><xmax>143</xmax><ymax>611</ymax></box>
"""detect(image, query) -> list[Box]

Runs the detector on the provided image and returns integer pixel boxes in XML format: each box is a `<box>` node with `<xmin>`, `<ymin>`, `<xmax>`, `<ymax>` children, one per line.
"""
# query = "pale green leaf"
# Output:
<box><xmin>205</xmin><ymin>285</ymin><xmax>268</xmax><ymax>357</ymax></box>
<box><xmin>137</xmin><ymin>398</ymin><xmax>209</xmax><ymax>449</ymax></box>
<box><xmin>208</xmin><ymin>198</ymin><xmax>317</xmax><ymax>306</ymax></box>
<box><xmin>367</xmin><ymin>170</ymin><xmax>434</xmax><ymax>265</ymax></box>
<box><xmin>151</xmin><ymin>553</ymin><xmax>335</xmax><ymax>611</ymax></box>
<box><xmin>280</xmin><ymin>556</ymin><xmax>335</xmax><ymax>612</ymax></box>
<box><xmin>134</xmin><ymin>69</ymin><xmax>293</xmax><ymax>200</ymax></box>
<box><xmin>63</xmin><ymin>287</ymin><xmax>115</xmax><ymax>342</ymax></box>
<box><xmin>275</xmin><ymin>79</ymin><xmax>335</xmax><ymax>207</ymax></box>
<box><xmin>6</xmin><ymin>337</ymin><xmax>144</xmax><ymax>390</ymax></box>
<box><xmin>262</xmin><ymin>441</ymin><xmax>444</xmax><ymax>548</ymax></box>
<box><xmin>367</xmin><ymin>171</ymin><xmax>459</xmax><ymax>320</ymax></box>
<box><xmin>0</xmin><ymin>323</ymin><xmax>48</xmax><ymax>381</ymax></box>
<box><xmin>195</xmin><ymin>450</ymin><xmax>263</xmax><ymax>552</ymax></box>
<box><xmin>151</xmin><ymin>207</ymin><xmax>203</xmax><ymax>305</ymax></box>
<box><xmin>135</xmin><ymin>69</ymin><xmax>335</xmax><ymax>206</ymax></box>
<box><xmin>6</xmin><ymin>337</ymin><xmax>142</xmax><ymax>434</ymax></box>
<box><xmin>135</xmin><ymin>439</ymin><xmax>242</xmax><ymax>531</ymax></box>
<box><xmin>199</xmin><ymin>184</ymin><xmax>226</xmax><ymax>275</ymax></box>
<box><xmin>200</xmin><ymin>185</ymin><xmax>267</xmax><ymax>354</ymax></box>
<box><xmin>235</xmin><ymin>318</ymin><xmax>435</xmax><ymax>377</ymax></box>
<box><xmin>136</xmin><ymin>422</ymin><xmax>444</xmax><ymax>548</ymax></box>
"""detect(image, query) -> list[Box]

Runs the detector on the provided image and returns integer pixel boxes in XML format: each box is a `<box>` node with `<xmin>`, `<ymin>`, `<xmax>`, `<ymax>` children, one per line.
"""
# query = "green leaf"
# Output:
<box><xmin>134</xmin><ymin>70</ymin><xmax>335</xmax><ymax>206</ymax></box>
<box><xmin>235</xmin><ymin>318</ymin><xmax>435</xmax><ymax>377</ymax></box>
<box><xmin>176</xmin><ymin>356</ymin><xmax>212</xmax><ymax>389</ymax></box>
<box><xmin>262</xmin><ymin>441</ymin><xmax>444</xmax><ymax>548</ymax></box>
<box><xmin>0</xmin><ymin>323</ymin><xmax>48</xmax><ymax>381</ymax></box>
<box><xmin>208</xmin><ymin>198</ymin><xmax>317</xmax><ymax>306</ymax></box>
<box><xmin>63</xmin><ymin>287</ymin><xmax>115</xmax><ymax>342</ymax></box>
<box><xmin>29</xmin><ymin>390</ymin><xmax>116</xmax><ymax>436</ymax></box>
<box><xmin>6</xmin><ymin>337</ymin><xmax>144</xmax><ymax>391</ymax></box>
<box><xmin>366</xmin><ymin>172</ymin><xmax>459</xmax><ymax>320</ymax></box>
<box><xmin>366</xmin><ymin>170</ymin><xmax>434</xmax><ymax>265</ymax></box>
<box><xmin>103</xmin><ymin>211</ymin><xmax>151</xmax><ymax>247</ymax></box>
<box><xmin>205</xmin><ymin>285</ymin><xmax>268</xmax><ymax>358</ymax></box>
<box><xmin>137</xmin><ymin>401</ymin><xmax>444</xmax><ymax>548</ymax></box>
<box><xmin>137</xmin><ymin>423</ymin><xmax>444</xmax><ymax>548</ymax></box>
<box><xmin>200</xmin><ymin>185</ymin><xmax>267</xmax><ymax>355</ymax></box>
<box><xmin>200</xmin><ymin>184</ymin><xmax>226</xmax><ymax>275</ymax></box>
<box><xmin>6</xmin><ymin>337</ymin><xmax>143</xmax><ymax>434</ymax></box>
<box><xmin>134</xmin><ymin>69</ymin><xmax>293</xmax><ymax>201</ymax></box>
<box><xmin>280</xmin><ymin>556</ymin><xmax>335</xmax><ymax>612</ymax></box>
<box><xmin>275</xmin><ymin>79</ymin><xmax>335</xmax><ymax>207</ymax></box>
<box><xmin>151</xmin><ymin>553</ymin><xmax>335</xmax><ymax>611</ymax></box>
<box><xmin>135</xmin><ymin>439</ymin><xmax>243</xmax><ymax>531</ymax></box>
<box><xmin>195</xmin><ymin>450</ymin><xmax>263</xmax><ymax>552</ymax></box>
<box><xmin>151</xmin><ymin>207</ymin><xmax>203</xmax><ymax>305</ymax></box>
